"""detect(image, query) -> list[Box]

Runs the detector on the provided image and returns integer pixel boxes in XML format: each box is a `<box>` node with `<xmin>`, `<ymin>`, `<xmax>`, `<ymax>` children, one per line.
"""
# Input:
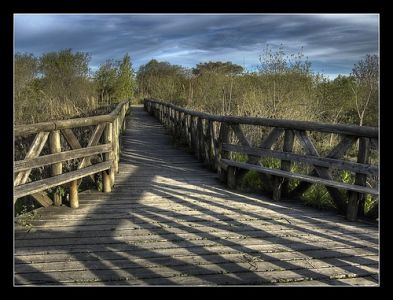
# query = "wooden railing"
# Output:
<box><xmin>14</xmin><ymin>100</ymin><xmax>130</xmax><ymax>208</ymax></box>
<box><xmin>144</xmin><ymin>98</ymin><xmax>379</xmax><ymax>221</ymax></box>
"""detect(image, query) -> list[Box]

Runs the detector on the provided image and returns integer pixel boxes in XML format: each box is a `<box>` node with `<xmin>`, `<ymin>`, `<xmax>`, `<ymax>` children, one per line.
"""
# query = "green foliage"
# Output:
<box><xmin>239</xmin><ymin>170</ymin><xmax>263</xmax><ymax>192</ymax></box>
<box><xmin>230</xmin><ymin>152</ymin><xmax>248</xmax><ymax>162</ymax></box>
<box><xmin>136</xmin><ymin>59</ymin><xmax>188</xmax><ymax>102</ymax></box>
<box><xmin>115</xmin><ymin>53</ymin><xmax>135</xmax><ymax>101</ymax></box>
<box><xmin>340</xmin><ymin>170</ymin><xmax>354</xmax><ymax>184</ymax></box>
<box><xmin>302</xmin><ymin>184</ymin><xmax>336</xmax><ymax>210</ymax></box>
<box><xmin>192</xmin><ymin>61</ymin><xmax>243</xmax><ymax>75</ymax></box>
<box><xmin>95</xmin><ymin>59</ymin><xmax>119</xmax><ymax>104</ymax></box>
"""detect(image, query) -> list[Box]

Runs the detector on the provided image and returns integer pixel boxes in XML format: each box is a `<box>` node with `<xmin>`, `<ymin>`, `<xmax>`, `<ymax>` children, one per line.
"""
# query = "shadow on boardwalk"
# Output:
<box><xmin>14</xmin><ymin>106</ymin><xmax>379</xmax><ymax>286</ymax></box>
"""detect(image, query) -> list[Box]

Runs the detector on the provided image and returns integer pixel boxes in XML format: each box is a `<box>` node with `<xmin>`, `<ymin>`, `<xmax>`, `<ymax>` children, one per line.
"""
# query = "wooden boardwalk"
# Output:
<box><xmin>14</xmin><ymin>106</ymin><xmax>379</xmax><ymax>286</ymax></box>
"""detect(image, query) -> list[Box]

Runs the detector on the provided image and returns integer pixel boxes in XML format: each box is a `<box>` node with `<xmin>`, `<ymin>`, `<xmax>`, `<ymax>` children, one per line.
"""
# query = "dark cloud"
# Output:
<box><xmin>14</xmin><ymin>14</ymin><xmax>378</xmax><ymax>77</ymax></box>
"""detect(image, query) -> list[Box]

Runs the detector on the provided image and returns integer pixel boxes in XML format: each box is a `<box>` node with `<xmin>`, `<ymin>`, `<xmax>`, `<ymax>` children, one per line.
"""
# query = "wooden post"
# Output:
<box><xmin>197</xmin><ymin>117</ymin><xmax>204</xmax><ymax>161</ymax></box>
<box><xmin>278</xmin><ymin>129</ymin><xmax>295</xmax><ymax>199</ymax></box>
<box><xmin>122</xmin><ymin>105</ymin><xmax>127</xmax><ymax>131</ymax></box>
<box><xmin>50</xmin><ymin>130</ymin><xmax>62</xmax><ymax>206</ymax></box>
<box><xmin>186</xmin><ymin>114</ymin><xmax>192</xmax><ymax>148</ymax></box>
<box><xmin>69</xmin><ymin>180</ymin><xmax>79</xmax><ymax>208</ymax></box>
<box><xmin>272</xmin><ymin>179</ymin><xmax>282</xmax><ymax>201</ymax></box>
<box><xmin>113</xmin><ymin>117</ymin><xmax>119</xmax><ymax>174</ymax></box>
<box><xmin>209</xmin><ymin>121</ymin><xmax>219</xmax><ymax>171</ymax></box>
<box><xmin>105</xmin><ymin>122</ymin><xmax>114</xmax><ymax>186</ymax></box>
<box><xmin>227</xmin><ymin>166</ymin><xmax>237</xmax><ymax>189</ymax></box>
<box><xmin>347</xmin><ymin>137</ymin><xmax>369</xmax><ymax>221</ymax></box>
<box><xmin>218</xmin><ymin>122</ymin><xmax>231</xmax><ymax>183</ymax></box>
<box><xmin>103</xmin><ymin>170</ymin><xmax>111</xmax><ymax>192</ymax></box>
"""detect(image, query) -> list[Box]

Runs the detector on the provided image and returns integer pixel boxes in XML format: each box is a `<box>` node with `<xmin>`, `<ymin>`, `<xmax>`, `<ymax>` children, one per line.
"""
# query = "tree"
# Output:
<box><xmin>95</xmin><ymin>60</ymin><xmax>118</xmax><ymax>104</ymax></box>
<box><xmin>116</xmin><ymin>53</ymin><xmax>135</xmax><ymax>101</ymax></box>
<box><xmin>257</xmin><ymin>45</ymin><xmax>313</xmax><ymax>119</ymax></box>
<box><xmin>39</xmin><ymin>49</ymin><xmax>92</xmax><ymax>102</ymax></box>
<box><xmin>14</xmin><ymin>52</ymin><xmax>38</xmax><ymax>95</ymax></box>
<box><xmin>136</xmin><ymin>59</ymin><xmax>187</xmax><ymax>102</ymax></box>
<box><xmin>350</xmin><ymin>54</ymin><xmax>379</xmax><ymax>127</ymax></box>
<box><xmin>192</xmin><ymin>61</ymin><xmax>243</xmax><ymax>76</ymax></box>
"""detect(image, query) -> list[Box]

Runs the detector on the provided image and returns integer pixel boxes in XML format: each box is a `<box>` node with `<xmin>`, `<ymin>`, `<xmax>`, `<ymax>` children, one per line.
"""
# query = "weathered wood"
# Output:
<box><xmin>69</xmin><ymin>180</ymin><xmax>79</xmax><ymax>209</ymax></box>
<box><xmin>289</xmin><ymin>135</ymin><xmax>357</xmax><ymax>199</ymax></box>
<box><xmin>218</xmin><ymin>122</ymin><xmax>231</xmax><ymax>183</ymax></box>
<box><xmin>145</xmin><ymin>99</ymin><xmax>378</xmax><ymax>138</ymax></box>
<box><xmin>220</xmin><ymin>159</ymin><xmax>378</xmax><ymax>195</ymax></box>
<box><xmin>197</xmin><ymin>118</ymin><xmax>205</xmax><ymax>162</ymax></box>
<box><xmin>61</xmin><ymin>128</ymin><xmax>96</xmax><ymax>184</ymax></box>
<box><xmin>294</xmin><ymin>130</ymin><xmax>346</xmax><ymax>213</ymax></box>
<box><xmin>103</xmin><ymin>170</ymin><xmax>111</xmax><ymax>193</ymax></box>
<box><xmin>30</xmin><ymin>191</ymin><xmax>53</xmax><ymax>208</ymax></box>
<box><xmin>14</xmin><ymin>144</ymin><xmax>112</xmax><ymax>173</ymax></box>
<box><xmin>61</xmin><ymin>128</ymin><xmax>82</xmax><ymax>150</ymax></box>
<box><xmin>14</xmin><ymin>105</ymin><xmax>125</xmax><ymax>137</ymax></box>
<box><xmin>113</xmin><ymin>117</ymin><xmax>119</xmax><ymax>173</ymax></box>
<box><xmin>255</xmin><ymin>127</ymin><xmax>284</xmax><ymax>192</ymax></box>
<box><xmin>278</xmin><ymin>130</ymin><xmax>295</xmax><ymax>198</ymax></box>
<box><xmin>77</xmin><ymin>124</ymin><xmax>106</xmax><ymax>171</ymax></box>
<box><xmin>14</xmin><ymin>161</ymin><xmax>112</xmax><ymax>200</ymax></box>
<box><xmin>347</xmin><ymin>138</ymin><xmax>370</xmax><ymax>221</ymax></box>
<box><xmin>50</xmin><ymin>130</ymin><xmax>62</xmax><ymax>206</ymax></box>
<box><xmin>14</xmin><ymin>131</ymin><xmax>50</xmax><ymax>186</ymax></box>
<box><xmin>221</xmin><ymin>144</ymin><xmax>377</xmax><ymax>176</ymax></box>
<box><xmin>208</xmin><ymin>120</ymin><xmax>217</xmax><ymax>170</ymax></box>
<box><xmin>227</xmin><ymin>166</ymin><xmax>237</xmax><ymax>189</ymax></box>
<box><xmin>104</xmin><ymin>122</ymin><xmax>114</xmax><ymax>186</ymax></box>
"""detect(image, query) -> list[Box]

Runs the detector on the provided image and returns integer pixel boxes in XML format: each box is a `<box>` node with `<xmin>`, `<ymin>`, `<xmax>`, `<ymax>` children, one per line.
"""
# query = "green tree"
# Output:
<box><xmin>192</xmin><ymin>61</ymin><xmax>243</xmax><ymax>76</ymax></box>
<box><xmin>39</xmin><ymin>49</ymin><xmax>92</xmax><ymax>104</ymax></box>
<box><xmin>95</xmin><ymin>60</ymin><xmax>118</xmax><ymax>104</ymax></box>
<box><xmin>136</xmin><ymin>59</ymin><xmax>187</xmax><ymax>102</ymax></box>
<box><xmin>115</xmin><ymin>53</ymin><xmax>135</xmax><ymax>101</ymax></box>
<box><xmin>14</xmin><ymin>52</ymin><xmax>39</xmax><ymax>96</ymax></box>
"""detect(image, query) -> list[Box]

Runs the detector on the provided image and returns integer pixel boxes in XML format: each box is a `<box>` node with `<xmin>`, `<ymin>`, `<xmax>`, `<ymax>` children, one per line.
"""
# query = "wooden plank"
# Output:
<box><xmin>289</xmin><ymin>135</ymin><xmax>357</xmax><ymax>199</ymax></box>
<box><xmin>13</xmin><ymin>258</ymin><xmax>378</xmax><ymax>285</ymax></box>
<box><xmin>61</xmin><ymin>128</ymin><xmax>96</xmax><ymax>183</ymax></box>
<box><xmin>347</xmin><ymin>138</ymin><xmax>370</xmax><ymax>221</ymax></box>
<box><xmin>104</xmin><ymin>122</ymin><xmax>114</xmax><ymax>186</ymax></box>
<box><xmin>275</xmin><ymin>129</ymin><xmax>295</xmax><ymax>200</ymax></box>
<box><xmin>222</xmin><ymin>144</ymin><xmax>378</xmax><ymax>176</ymax></box>
<box><xmin>294</xmin><ymin>130</ymin><xmax>346</xmax><ymax>213</ymax></box>
<box><xmin>14</xmin><ymin>161</ymin><xmax>112</xmax><ymax>200</ymax></box>
<box><xmin>14</xmin><ymin>144</ymin><xmax>112</xmax><ymax>173</ymax></box>
<box><xmin>30</xmin><ymin>191</ymin><xmax>53</xmax><ymax>208</ymax></box>
<box><xmin>14</xmin><ymin>251</ymin><xmax>378</xmax><ymax>277</ymax></box>
<box><xmin>77</xmin><ymin>124</ymin><xmax>106</xmax><ymax>170</ymax></box>
<box><xmin>220</xmin><ymin>159</ymin><xmax>378</xmax><ymax>195</ymax></box>
<box><xmin>14</xmin><ymin>100</ymin><xmax>126</xmax><ymax>137</ymax></box>
<box><xmin>14</xmin><ymin>131</ymin><xmax>50</xmax><ymax>186</ymax></box>
<box><xmin>50</xmin><ymin>130</ymin><xmax>62</xmax><ymax>206</ymax></box>
<box><xmin>217</xmin><ymin>122</ymin><xmax>231</xmax><ymax>183</ymax></box>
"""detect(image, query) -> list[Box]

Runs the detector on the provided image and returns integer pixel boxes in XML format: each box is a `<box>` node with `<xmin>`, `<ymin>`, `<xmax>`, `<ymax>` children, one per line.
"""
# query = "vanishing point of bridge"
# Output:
<box><xmin>14</xmin><ymin>100</ymin><xmax>379</xmax><ymax>285</ymax></box>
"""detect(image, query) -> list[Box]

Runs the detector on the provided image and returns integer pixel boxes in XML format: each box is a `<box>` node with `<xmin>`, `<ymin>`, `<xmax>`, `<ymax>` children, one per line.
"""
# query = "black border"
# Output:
<box><xmin>2</xmin><ymin>0</ymin><xmax>387</xmax><ymax>294</ymax></box>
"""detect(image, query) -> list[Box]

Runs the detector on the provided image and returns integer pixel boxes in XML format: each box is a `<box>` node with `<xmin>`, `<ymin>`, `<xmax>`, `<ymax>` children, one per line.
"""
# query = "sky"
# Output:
<box><xmin>14</xmin><ymin>14</ymin><xmax>379</xmax><ymax>79</ymax></box>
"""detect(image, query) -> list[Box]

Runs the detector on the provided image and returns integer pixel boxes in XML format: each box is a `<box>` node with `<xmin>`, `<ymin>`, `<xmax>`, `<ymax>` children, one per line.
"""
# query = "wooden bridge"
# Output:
<box><xmin>14</xmin><ymin>99</ymin><xmax>379</xmax><ymax>286</ymax></box>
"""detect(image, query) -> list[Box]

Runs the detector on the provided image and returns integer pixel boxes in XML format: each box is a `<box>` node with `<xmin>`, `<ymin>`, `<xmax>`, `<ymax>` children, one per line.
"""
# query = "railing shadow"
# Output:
<box><xmin>14</xmin><ymin>106</ymin><xmax>378</xmax><ymax>286</ymax></box>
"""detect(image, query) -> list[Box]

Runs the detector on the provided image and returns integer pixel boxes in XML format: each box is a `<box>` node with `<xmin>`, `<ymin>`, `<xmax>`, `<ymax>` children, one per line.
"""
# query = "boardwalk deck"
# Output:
<box><xmin>14</xmin><ymin>106</ymin><xmax>379</xmax><ymax>286</ymax></box>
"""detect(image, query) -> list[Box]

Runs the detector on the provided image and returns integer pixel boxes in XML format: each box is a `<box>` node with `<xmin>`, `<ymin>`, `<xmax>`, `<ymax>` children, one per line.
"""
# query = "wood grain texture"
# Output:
<box><xmin>15</xmin><ymin>106</ymin><xmax>378</xmax><ymax>286</ymax></box>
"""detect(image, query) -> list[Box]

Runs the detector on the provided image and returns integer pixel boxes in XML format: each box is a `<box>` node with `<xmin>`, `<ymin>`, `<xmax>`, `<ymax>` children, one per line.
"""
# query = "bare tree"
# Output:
<box><xmin>350</xmin><ymin>54</ymin><xmax>379</xmax><ymax>126</ymax></box>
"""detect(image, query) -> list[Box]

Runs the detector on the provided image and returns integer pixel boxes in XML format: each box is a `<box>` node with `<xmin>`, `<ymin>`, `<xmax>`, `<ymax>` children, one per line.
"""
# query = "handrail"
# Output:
<box><xmin>14</xmin><ymin>99</ymin><xmax>131</xmax><ymax>209</ymax></box>
<box><xmin>14</xmin><ymin>100</ymin><xmax>129</xmax><ymax>137</ymax></box>
<box><xmin>145</xmin><ymin>98</ymin><xmax>378</xmax><ymax>138</ymax></box>
<box><xmin>144</xmin><ymin>98</ymin><xmax>379</xmax><ymax>222</ymax></box>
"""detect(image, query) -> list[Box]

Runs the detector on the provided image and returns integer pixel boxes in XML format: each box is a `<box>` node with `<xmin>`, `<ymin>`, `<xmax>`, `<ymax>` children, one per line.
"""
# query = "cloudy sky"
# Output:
<box><xmin>14</xmin><ymin>14</ymin><xmax>379</xmax><ymax>78</ymax></box>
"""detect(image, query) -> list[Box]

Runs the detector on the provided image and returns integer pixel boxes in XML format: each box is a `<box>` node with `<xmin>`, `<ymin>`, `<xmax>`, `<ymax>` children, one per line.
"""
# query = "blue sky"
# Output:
<box><xmin>14</xmin><ymin>14</ymin><xmax>379</xmax><ymax>79</ymax></box>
